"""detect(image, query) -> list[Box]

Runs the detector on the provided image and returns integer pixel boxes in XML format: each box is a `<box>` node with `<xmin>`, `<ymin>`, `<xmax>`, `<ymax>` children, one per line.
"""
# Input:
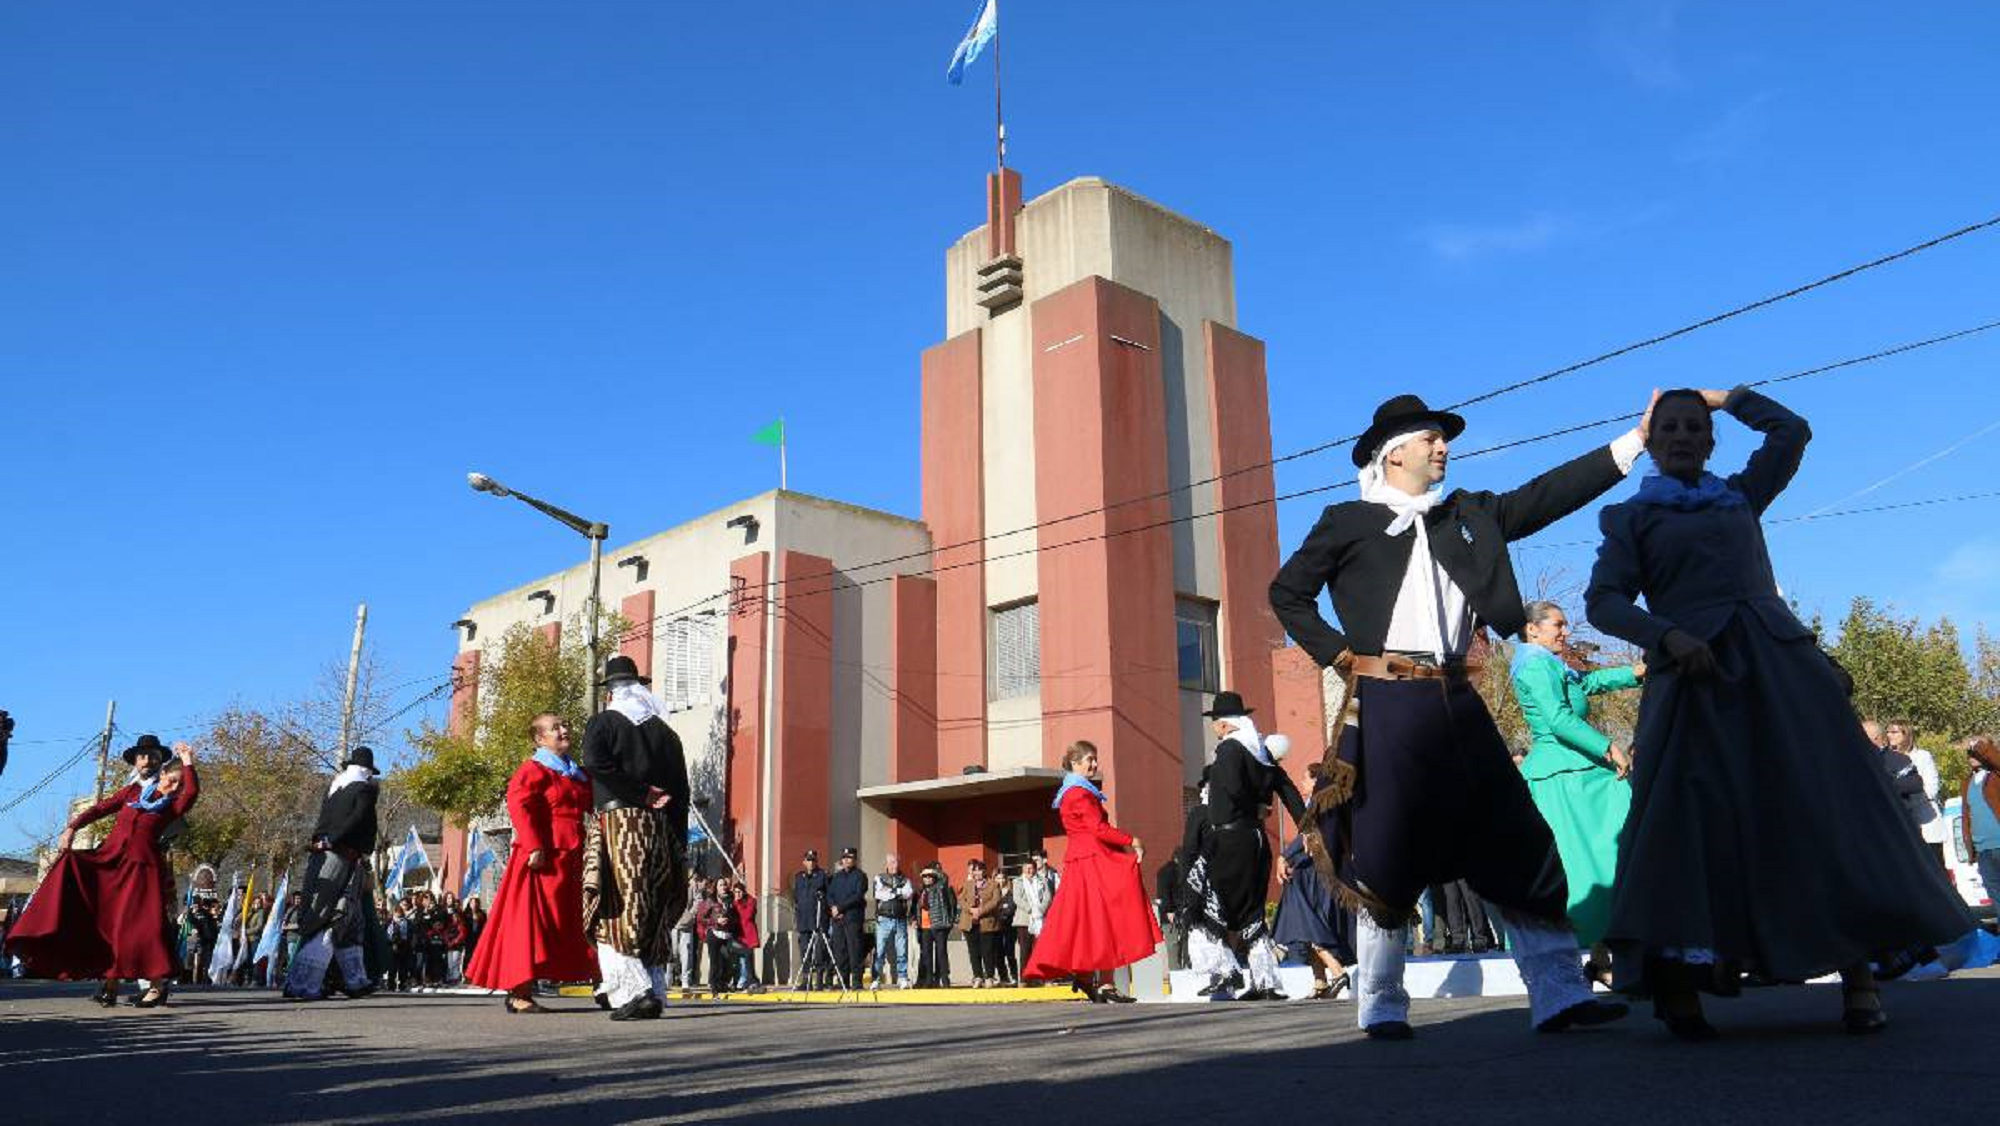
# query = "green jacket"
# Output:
<box><xmin>1513</xmin><ymin>651</ymin><xmax>1640</xmax><ymax>780</ymax></box>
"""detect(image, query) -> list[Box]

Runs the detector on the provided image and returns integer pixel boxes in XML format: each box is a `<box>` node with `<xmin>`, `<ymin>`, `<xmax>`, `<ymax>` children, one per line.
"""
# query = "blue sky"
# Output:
<box><xmin>3</xmin><ymin>1</ymin><xmax>1997</xmax><ymax>847</ymax></box>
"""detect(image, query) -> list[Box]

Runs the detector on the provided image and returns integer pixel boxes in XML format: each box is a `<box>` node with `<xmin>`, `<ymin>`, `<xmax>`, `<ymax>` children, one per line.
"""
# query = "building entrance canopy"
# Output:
<box><xmin>855</xmin><ymin>766</ymin><xmax>1063</xmax><ymax>806</ymax></box>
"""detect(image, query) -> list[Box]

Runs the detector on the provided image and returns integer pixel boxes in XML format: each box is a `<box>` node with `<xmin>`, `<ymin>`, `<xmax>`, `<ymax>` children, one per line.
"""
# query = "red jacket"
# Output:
<box><xmin>1057</xmin><ymin>784</ymin><xmax>1134</xmax><ymax>861</ymax></box>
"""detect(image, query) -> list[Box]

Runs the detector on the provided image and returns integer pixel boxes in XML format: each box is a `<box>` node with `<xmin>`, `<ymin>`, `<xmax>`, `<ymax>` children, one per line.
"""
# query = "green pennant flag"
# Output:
<box><xmin>751</xmin><ymin>418</ymin><xmax>785</xmax><ymax>447</ymax></box>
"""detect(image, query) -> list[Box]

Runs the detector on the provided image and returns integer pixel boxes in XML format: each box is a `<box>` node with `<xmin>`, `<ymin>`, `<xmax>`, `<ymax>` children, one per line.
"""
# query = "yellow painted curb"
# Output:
<box><xmin>555</xmin><ymin>983</ymin><xmax>1090</xmax><ymax>1004</ymax></box>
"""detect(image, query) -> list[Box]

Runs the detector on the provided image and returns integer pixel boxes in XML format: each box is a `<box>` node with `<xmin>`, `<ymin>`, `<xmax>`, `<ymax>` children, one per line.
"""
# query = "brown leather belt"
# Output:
<box><xmin>1347</xmin><ymin>654</ymin><xmax>1475</xmax><ymax>682</ymax></box>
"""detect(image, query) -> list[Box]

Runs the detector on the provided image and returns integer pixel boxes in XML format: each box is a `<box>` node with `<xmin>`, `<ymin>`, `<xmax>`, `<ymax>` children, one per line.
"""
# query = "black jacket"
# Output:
<box><xmin>792</xmin><ymin>867</ymin><xmax>831</xmax><ymax>932</ymax></box>
<box><xmin>1269</xmin><ymin>444</ymin><xmax>1627</xmax><ymax>664</ymax></box>
<box><xmin>826</xmin><ymin>868</ymin><xmax>869</xmax><ymax>919</ymax></box>
<box><xmin>1206</xmin><ymin>739</ymin><xmax>1306</xmax><ymax>828</ymax></box>
<box><xmin>581</xmin><ymin>709</ymin><xmax>690</xmax><ymax>840</ymax></box>
<box><xmin>310</xmin><ymin>780</ymin><xmax>379</xmax><ymax>854</ymax></box>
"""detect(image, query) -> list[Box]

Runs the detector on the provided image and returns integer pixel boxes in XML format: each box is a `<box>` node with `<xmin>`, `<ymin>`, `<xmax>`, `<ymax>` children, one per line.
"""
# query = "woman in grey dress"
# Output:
<box><xmin>1585</xmin><ymin>387</ymin><xmax>1968</xmax><ymax>1040</ymax></box>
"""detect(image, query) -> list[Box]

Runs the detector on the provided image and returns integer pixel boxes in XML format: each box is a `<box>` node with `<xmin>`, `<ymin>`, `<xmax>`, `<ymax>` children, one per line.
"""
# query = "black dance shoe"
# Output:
<box><xmin>1364</xmin><ymin>1021</ymin><xmax>1415</xmax><ymax>1041</ymax></box>
<box><xmin>1536</xmin><ymin>999</ymin><xmax>1630</xmax><ymax>1033</ymax></box>
<box><xmin>340</xmin><ymin>982</ymin><xmax>377</xmax><ymax>1000</ymax></box>
<box><xmin>1653</xmin><ymin>993</ymin><xmax>1718</xmax><ymax>1042</ymax></box>
<box><xmin>131</xmin><ymin>987</ymin><xmax>169</xmax><ymax>1009</ymax></box>
<box><xmin>92</xmin><ymin>983</ymin><xmax>119</xmax><ymax>1008</ymax></box>
<box><xmin>1841</xmin><ymin>987</ymin><xmax>1888</xmax><ymax>1035</ymax></box>
<box><xmin>1196</xmin><ymin>972</ymin><xmax>1243</xmax><ymax>998</ymax></box>
<box><xmin>608</xmin><ymin>995</ymin><xmax>655</xmax><ymax>1021</ymax></box>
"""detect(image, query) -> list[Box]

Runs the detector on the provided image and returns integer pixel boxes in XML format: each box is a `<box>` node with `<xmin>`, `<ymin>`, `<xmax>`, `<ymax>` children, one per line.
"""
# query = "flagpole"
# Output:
<box><xmin>780</xmin><ymin>418</ymin><xmax>788</xmax><ymax>491</ymax></box>
<box><xmin>993</xmin><ymin>0</ymin><xmax>1005</xmax><ymax>170</ymax></box>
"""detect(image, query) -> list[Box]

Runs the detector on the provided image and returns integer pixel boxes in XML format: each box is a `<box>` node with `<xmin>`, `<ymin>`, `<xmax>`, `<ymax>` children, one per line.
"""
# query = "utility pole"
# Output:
<box><xmin>91</xmin><ymin>699</ymin><xmax>117</xmax><ymax>801</ymax></box>
<box><xmin>338</xmin><ymin>602</ymin><xmax>368</xmax><ymax>761</ymax></box>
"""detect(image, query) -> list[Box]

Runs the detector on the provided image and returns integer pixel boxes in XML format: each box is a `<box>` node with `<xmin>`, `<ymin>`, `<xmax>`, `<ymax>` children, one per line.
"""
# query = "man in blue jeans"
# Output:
<box><xmin>873</xmin><ymin>853</ymin><xmax>915</xmax><ymax>988</ymax></box>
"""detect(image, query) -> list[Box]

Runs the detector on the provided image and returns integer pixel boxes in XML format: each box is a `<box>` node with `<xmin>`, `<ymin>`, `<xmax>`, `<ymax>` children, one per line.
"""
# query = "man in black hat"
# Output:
<box><xmin>1269</xmin><ymin>391</ymin><xmax>1652</xmax><ymax>1039</ymax></box>
<box><xmin>580</xmin><ymin>654</ymin><xmax>689</xmax><ymax>1021</ymax></box>
<box><xmin>1183</xmin><ymin>691</ymin><xmax>1303</xmax><ymax>1000</ymax></box>
<box><xmin>791</xmin><ymin>848</ymin><xmax>832</xmax><ymax>990</ymax></box>
<box><xmin>825</xmin><ymin>847</ymin><xmax>869</xmax><ymax>990</ymax></box>
<box><xmin>284</xmin><ymin>745</ymin><xmax>381</xmax><ymax>1001</ymax></box>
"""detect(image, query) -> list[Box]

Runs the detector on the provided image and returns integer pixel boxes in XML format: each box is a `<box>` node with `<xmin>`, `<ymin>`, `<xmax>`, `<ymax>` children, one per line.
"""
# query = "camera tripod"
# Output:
<box><xmin>793</xmin><ymin>926</ymin><xmax>876</xmax><ymax>1001</ymax></box>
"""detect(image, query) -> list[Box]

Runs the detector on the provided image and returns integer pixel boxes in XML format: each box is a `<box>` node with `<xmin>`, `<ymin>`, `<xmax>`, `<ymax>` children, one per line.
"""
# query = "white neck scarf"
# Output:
<box><xmin>329</xmin><ymin>765</ymin><xmax>375</xmax><ymax>795</ymax></box>
<box><xmin>1358</xmin><ymin>429</ymin><xmax>1446</xmax><ymax>536</ymax></box>
<box><xmin>608</xmin><ymin>681</ymin><xmax>669</xmax><ymax>725</ymax></box>
<box><xmin>1218</xmin><ymin>715</ymin><xmax>1273</xmax><ymax>767</ymax></box>
<box><xmin>1360</xmin><ymin>429</ymin><xmax>1453</xmax><ymax>661</ymax></box>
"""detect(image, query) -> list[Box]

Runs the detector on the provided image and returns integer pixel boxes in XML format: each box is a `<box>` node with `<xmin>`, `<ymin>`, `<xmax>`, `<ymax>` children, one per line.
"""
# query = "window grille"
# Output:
<box><xmin>990</xmin><ymin>600</ymin><xmax>1041</xmax><ymax>700</ymax></box>
<box><xmin>658</xmin><ymin>618</ymin><xmax>713</xmax><ymax>709</ymax></box>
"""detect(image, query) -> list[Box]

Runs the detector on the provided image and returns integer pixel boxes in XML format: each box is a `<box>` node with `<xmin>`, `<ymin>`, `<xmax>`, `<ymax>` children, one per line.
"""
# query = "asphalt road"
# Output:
<box><xmin>1</xmin><ymin>972</ymin><xmax>1992</xmax><ymax>1125</ymax></box>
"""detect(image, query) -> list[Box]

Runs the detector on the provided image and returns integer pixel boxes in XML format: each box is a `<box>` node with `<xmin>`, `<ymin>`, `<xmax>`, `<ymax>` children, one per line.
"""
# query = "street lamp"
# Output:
<box><xmin>466</xmin><ymin>471</ymin><xmax>611</xmax><ymax>714</ymax></box>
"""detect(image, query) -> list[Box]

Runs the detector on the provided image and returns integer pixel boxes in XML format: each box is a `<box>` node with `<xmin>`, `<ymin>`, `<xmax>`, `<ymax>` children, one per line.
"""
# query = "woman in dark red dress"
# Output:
<box><xmin>466</xmin><ymin>713</ymin><xmax>599</xmax><ymax>1013</ymax></box>
<box><xmin>1021</xmin><ymin>741</ymin><xmax>1161</xmax><ymax>1002</ymax></box>
<box><xmin>8</xmin><ymin>735</ymin><xmax>199</xmax><ymax>1007</ymax></box>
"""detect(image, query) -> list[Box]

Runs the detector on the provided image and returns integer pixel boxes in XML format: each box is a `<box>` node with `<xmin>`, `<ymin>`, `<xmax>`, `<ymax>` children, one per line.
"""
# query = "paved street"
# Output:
<box><xmin>1</xmin><ymin>971</ymin><xmax>1992</xmax><ymax>1125</ymax></box>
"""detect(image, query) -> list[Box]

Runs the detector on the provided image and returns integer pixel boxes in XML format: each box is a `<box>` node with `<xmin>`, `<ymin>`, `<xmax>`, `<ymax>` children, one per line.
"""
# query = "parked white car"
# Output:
<box><xmin>1941</xmin><ymin>797</ymin><xmax>1993</xmax><ymax>915</ymax></box>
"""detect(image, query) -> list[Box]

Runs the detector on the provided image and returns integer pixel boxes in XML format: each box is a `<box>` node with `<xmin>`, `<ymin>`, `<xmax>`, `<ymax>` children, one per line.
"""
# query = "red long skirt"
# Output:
<box><xmin>464</xmin><ymin>845</ymin><xmax>599</xmax><ymax>993</ymax></box>
<box><xmin>1022</xmin><ymin>851</ymin><xmax>1162</xmax><ymax>979</ymax></box>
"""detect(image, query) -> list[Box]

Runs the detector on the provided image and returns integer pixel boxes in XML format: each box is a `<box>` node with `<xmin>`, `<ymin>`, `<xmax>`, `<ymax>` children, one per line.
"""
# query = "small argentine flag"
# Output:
<box><xmin>946</xmin><ymin>0</ymin><xmax>998</xmax><ymax>86</ymax></box>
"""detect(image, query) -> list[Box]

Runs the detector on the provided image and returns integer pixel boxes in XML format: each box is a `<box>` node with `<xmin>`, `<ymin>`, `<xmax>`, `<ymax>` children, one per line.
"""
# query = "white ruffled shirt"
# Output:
<box><xmin>1372</xmin><ymin>430</ymin><xmax>1644</xmax><ymax>659</ymax></box>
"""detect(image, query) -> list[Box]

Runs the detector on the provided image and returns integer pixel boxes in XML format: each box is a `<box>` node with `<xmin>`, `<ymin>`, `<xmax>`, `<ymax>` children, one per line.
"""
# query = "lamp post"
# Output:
<box><xmin>467</xmin><ymin>472</ymin><xmax>611</xmax><ymax>714</ymax></box>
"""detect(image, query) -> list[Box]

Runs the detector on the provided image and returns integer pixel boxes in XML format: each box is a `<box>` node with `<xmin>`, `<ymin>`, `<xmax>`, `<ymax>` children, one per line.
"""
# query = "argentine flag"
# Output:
<box><xmin>251</xmin><ymin>873</ymin><xmax>290</xmax><ymax>965</ymax></box>
<box><xmin>209</xmin><ymin>885</ymin><xmax>243</xmax><ymax>985</ymax></box>
<box><xmin>385</xmin><ymin>824</ymin><xmax>431</xmax><ymax>898</ymax></box>
<box><xmin>460</xmin><ymin>827</ymin><xmax>498</xmax><ymax>900</ymax></box>
<box><xmin>946</xmin><ymin>0</ymin><xmax>998</xmax><ymax>85</ymax></box>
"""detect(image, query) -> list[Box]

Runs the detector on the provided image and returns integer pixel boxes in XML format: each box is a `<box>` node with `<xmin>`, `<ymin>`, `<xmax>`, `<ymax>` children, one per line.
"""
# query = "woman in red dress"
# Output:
<box><xmin>1022</xmin><ymin>741</ymin><xmax>1161</xmax><ymax>1002</ymax></box>
<box><xmin>8</xmin><ymin>735</ymin><xmax>199</xmax><ymax>1008</ymax></box>
<box><xmin>466</xmin><ymin>713</ymin><xmax>599</xmax><ymax>1013</ymax></box>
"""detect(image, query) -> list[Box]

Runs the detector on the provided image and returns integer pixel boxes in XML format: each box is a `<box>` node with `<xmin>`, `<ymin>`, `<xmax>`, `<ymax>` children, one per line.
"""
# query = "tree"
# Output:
<box><xmin>401</xmin><ymin>608</ymin><xmax>623</xmax><ymax>822</ymax></box>
<box><xmin>1830</xmin><ymin>597</ymin><xmax>1994</xmax><ymax>800</ymax></box>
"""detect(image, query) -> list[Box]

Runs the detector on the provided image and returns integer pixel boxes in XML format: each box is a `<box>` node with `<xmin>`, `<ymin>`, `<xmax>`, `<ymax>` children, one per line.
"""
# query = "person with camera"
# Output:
<box><xmin>696</xmin><ymin>876</ymin><xmax>759</xmax><ymax>995</ymax></box>
<box><xmin>791</xmin><ymin>848</ymin><xmax>832</xmax><ymax>990</ymax></box>
<box><xmin>674</xmin><ymin>876</ymin><xmax>710</xmax><ymax>989</ymax></box>
<box><xmin>914</xmin><ymin>862</ymin><xmax>958</xmax><ymax>988</ymax></box>
<box><xmin>282</xmin><ymin>745</ymin><xmax>381</xmax><ymax>1002</ymax></box>
<box><xmin>825</xmin><ymin>847</ymin><xmax>869</xmax><ymax>990</ymax></box>
<box><xmin>873</xmin><ymin>853</ymin><xmax>914</xmax><ymax>988</ymax></box>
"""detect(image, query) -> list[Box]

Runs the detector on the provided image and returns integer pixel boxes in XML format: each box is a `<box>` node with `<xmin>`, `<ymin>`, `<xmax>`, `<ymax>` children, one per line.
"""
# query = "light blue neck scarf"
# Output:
<box><xmin>531</xmin><ymin>747</ymin><xmax>586</xmax><ymax>781</ymax></box>
<box><xmin>130</xmin><ymin>778</ymin><xmax>172</xmax><ymax>813</ymax></box>
<box><xmin>1634</xmin><ymin>472</ymin><xmax>1746</xmax><ymax>511</ymax></box>
<box><xmin>1050</xmin><ymin>772</ymin><xmax>1106</xmax><ymax>810</ymax></box>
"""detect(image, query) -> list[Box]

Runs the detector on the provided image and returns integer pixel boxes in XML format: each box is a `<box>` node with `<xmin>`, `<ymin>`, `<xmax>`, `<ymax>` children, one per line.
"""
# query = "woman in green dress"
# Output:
<box><xmin>1512</xmin><ymin>600</ymin><xmax>1644</xmax><ymax>964</ymax></box>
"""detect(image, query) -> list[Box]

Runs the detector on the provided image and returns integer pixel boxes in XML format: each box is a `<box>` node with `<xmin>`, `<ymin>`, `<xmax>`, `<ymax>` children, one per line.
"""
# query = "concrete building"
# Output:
<box><xmin>442</xmin><ymin>173</ymin><xmax>1333</xmax><ymax>950</ymax></box>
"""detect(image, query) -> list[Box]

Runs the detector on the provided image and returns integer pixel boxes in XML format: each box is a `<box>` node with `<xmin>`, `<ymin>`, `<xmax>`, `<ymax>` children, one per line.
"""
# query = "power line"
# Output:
<box><xmin>658</xmin><ymin>321</ymin><xmax>1999</xmax><ymax>630</ymax></box>
<box><xmin>613</xmin><ymin>303</ymin><xmax>2000</xmax><ymax>644</ymax></box>
<box><xmin>1443</xmin><ymin>215</ymin><xmax>2000</xmax><ymax>411</ymax></box>
<box><xmin>1516</xmin><ymin>489</ymin><xmax>2000</xmax><ymax>553</ymax></box>
<box><xmin>0</xmin><ymin>731</ymin><xmax>109</xmax><ymax>818</ymax></box>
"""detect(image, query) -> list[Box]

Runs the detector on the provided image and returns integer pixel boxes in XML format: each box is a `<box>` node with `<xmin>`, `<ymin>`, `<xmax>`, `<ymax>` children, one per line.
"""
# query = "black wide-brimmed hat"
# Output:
<box><xmin>1202</xmin><ymin>691</ymin><xmax>1255</xmax><ymax>719</ymax></box>
<box><xmin>602</xmin><ymin>654</ymin><xmax>650</xmax><ymax>687</ymax></box>
<box><xmin>345</xmin><ymin>745</ymin><xmax>380</xmax><ymax>774</ymax></box>
<box><xmin>122</xmin><ymin>733</ymin><xmax>168</xmax><ymax>764</ymax></box>
<box><xmin>1352</xmin><ymin>394</ymin><xmax>1467</xmax><ymax>468</ymax></box>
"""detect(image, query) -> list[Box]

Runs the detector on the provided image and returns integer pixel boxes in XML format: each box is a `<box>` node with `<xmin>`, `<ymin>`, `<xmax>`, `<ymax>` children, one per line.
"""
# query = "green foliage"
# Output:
<box><xmin>1830</xmin><ymin>598</ymin><xmax>2000</xmax><ymax>802</ymax></box>
<box><xmin>173</xmin><ymin>708</ymin><xmax>326</xmax><ymax>875</ymax></box>
<box><xmin>400</xmin><ymin>608</ymin><xmax>624</xmax><ymax>821</ymax></box>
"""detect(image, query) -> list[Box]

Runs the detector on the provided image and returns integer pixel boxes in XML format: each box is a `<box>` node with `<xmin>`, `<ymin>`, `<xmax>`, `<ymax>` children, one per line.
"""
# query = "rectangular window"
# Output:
<box><xmin>990</xmin><ymin>599</ymin><xmax>1041</xmax><ymax>701</ymax></box>
<box><xmin>658</xmin><ymin>618</ymin><xmax>713</xmax><ymax>709</ymax></box>
<box><xmin>1175</xmin><ymin>597</ymin><xmax>1219</xmax><ymax>692</ymax></box>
